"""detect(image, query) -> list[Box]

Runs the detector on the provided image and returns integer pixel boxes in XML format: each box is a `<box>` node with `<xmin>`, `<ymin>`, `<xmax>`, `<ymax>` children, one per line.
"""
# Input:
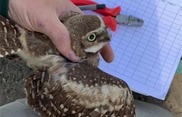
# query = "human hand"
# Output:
<box><xmin>8</xmin><ymin>0</ymin><xmax>114</xmax><ymax>62</ymax></box>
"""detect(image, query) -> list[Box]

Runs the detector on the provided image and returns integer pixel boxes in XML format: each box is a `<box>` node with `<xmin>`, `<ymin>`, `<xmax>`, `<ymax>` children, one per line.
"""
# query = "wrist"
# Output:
<box><xmin>0</xmin><ymin>0</ymin><xmax>9</xmax><ymax>17</ymax></box>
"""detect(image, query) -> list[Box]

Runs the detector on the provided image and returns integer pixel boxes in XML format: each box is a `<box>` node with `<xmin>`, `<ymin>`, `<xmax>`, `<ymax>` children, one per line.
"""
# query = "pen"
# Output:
<box><xmin>78</xmin><ymin>4</ymin><xmax>106</xmax><ymax>10</ymax></box>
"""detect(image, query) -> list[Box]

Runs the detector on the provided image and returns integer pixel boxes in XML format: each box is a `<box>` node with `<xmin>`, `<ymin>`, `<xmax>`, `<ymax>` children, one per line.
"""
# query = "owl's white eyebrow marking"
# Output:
<box><xmin>97</xmin><ymin>15</ymin><xmax>105</xmax><ymax>28</ymax></box>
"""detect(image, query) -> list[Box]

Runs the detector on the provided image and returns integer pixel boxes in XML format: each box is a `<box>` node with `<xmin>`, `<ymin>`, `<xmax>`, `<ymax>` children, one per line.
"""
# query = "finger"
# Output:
<box><xmin>56</xmin><ymin>0</ymin><xmax>84</xmax><ymax>18</ymax></box>
<box><xmin>100</xmin><ymin>44</ymin><xmax>114</xmax><ymax>63</ymax></box>
<box><xmin>41</xmin><ymin>14</ymin><xmax>80</xmax><ymax>62</ymax></box>
<box><xmin>66</xmin><ymin>0</ymin><xmax>83</xmax><ymax>13</ymax></box>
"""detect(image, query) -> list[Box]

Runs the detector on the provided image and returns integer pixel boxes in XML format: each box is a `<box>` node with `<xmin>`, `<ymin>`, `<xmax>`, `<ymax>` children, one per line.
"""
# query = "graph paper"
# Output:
<box><xmin>92</xmin><ymin>0</ymin><xmax>182</xmax><ymax>100</ymax></box>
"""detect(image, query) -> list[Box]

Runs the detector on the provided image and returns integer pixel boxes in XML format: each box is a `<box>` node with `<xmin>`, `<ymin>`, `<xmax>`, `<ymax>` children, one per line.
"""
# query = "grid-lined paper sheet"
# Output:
<box><xmin>95</xmin><ymin>0</ymin><xmax>182</xmax><ymax>100</ymax></box>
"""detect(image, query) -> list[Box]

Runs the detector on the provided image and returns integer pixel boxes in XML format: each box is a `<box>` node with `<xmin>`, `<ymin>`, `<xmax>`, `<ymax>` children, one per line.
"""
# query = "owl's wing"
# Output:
<box><xmin>24</xmin><ymin>62</ymin><xmax>136</xmax><ymax>117</ymax></box>
<box><xmin>0</xmin><ymin>16</ymin><xmax>22</xmax><ymax>57</ymax></box>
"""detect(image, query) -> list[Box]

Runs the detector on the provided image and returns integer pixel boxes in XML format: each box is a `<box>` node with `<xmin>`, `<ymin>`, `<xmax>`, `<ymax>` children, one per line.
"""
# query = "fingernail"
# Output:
<box><xmin>68</xmin><ymin>51</ymin><xmax>80</xmax><ymax>62</ymax></box>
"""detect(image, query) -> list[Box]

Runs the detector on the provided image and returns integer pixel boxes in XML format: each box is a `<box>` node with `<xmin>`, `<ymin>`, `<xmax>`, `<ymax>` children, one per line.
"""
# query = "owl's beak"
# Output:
<box><xmin>106</xmin><ymin>30</ymin><xmax>112</xmax><ymax>41</ymax></box>
<box><xmin>106</xmin><ymin>29</ymin><xmax>112</xmax><ymax>41</ymax></box>
<box><xmin>99</xmin><ymin>29</ymin><xmax>111</xmax><ymax>42</ymax></box>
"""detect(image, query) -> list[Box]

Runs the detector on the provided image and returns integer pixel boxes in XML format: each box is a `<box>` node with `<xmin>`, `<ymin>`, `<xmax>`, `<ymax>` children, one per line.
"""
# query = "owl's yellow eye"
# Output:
<box><xmin>88</xmin><ymin>33</ymin><xmax>96</xmax><ymax>42</ymax></box>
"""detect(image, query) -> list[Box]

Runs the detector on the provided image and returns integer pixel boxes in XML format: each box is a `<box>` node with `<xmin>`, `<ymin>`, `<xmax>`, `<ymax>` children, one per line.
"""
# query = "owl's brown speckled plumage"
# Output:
<box><xmin>0</xmin><ymin>12</ymin><xmax>136</xmax><ymax>117</ymax></box>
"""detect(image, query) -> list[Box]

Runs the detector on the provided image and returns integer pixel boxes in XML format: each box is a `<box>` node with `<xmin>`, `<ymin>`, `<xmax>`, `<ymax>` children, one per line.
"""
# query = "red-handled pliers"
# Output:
<box><xmin>71</xmin><ymin>0</ymin><xmax>144</xmax><ymax>31</ymax></box>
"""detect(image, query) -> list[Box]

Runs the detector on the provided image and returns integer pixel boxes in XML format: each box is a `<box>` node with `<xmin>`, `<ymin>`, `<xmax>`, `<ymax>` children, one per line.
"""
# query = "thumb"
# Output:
<box><xmin>100</xmin><ymin>44</ymin><xmax>114</xmax><ymax>63</ymax></box>
<box><xmin>41</xmin><ymin>14</ymin><xmax>80</xmax><ymax>62</ymax></box>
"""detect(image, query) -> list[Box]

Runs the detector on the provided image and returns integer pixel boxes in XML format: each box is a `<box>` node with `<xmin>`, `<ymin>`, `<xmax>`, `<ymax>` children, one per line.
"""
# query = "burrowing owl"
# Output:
<box><xmin>0</xmin><ymin>12</ymin><xmax>135</xmax><ymax>117</ymax></box>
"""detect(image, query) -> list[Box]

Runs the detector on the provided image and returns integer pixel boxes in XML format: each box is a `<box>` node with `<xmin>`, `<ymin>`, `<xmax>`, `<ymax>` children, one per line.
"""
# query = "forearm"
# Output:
<box><xmin>0</xmin><ymin>0</ymin><xmax>9</xmax><ymax>17</ymax></box>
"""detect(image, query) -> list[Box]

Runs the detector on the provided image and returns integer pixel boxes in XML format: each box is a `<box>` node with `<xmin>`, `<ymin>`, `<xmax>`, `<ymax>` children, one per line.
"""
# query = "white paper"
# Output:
<box><xmin>93</xmin><ymin>0</ymin><xmax>182</xmax><ymax>100</ymax></box>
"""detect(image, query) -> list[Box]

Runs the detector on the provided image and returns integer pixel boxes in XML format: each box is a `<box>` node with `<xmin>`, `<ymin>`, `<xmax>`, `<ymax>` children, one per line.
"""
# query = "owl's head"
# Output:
<box><xmin>62</xmin><ymin>12</ymin><xmax>111</xmax><ymax>58</ymax></box>
<box><xmin>78</xmin><ymin>15</ymin><xmax>111</xmax><ymax>53</ymax></box>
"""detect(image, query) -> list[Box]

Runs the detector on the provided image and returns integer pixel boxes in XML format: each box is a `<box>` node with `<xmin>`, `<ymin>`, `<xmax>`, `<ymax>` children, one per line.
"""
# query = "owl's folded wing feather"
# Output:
<box><xmin>0</xmin><ymin>15</ymin><xmax>22</xmax><ymax>57</ymax></box>
<box><xmin>24</xmin><ymin>62</ymin><xmax>136</xmax><ymax>117</ymax></box>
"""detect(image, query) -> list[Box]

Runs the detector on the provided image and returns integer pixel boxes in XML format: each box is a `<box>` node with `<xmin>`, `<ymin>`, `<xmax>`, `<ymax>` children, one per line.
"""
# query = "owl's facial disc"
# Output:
<box><xmin>84</xmin><ymin>30</ymin><xmax>110</xmax><ymax>53</ymax></box>
<box><xmin>84</xmin><ymin>16</ymin><xmax>111</xmax><ymax>53</ymax></box>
